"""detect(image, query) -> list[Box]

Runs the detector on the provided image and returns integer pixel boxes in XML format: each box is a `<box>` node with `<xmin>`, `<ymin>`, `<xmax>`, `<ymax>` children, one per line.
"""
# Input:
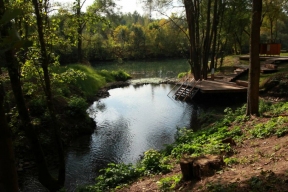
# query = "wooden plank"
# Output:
<box><xmin>183</xmin><ymin>80</ymin><xmax>247</xmax><ymax>93</ymax></box>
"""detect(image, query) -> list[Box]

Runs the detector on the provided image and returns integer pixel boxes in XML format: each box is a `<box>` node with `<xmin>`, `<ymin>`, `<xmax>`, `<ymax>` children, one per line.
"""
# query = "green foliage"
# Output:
<box><xmin>275</xmin><ymin>126</ymin><xmax>288</xmax><ymax>137</ymax></box>
<box><xmin>224</xmin><ymin>157</ymin><xmax>239</xmax><ymax>166</ymax></box>
<box><xmin>66</xmin><ymin>96</ymin><xmax>88</xmax><ymax>118</ymax></box>
<box><xmin>168</xmin><ymin>125</ymin><xmax>238</xmax><ymax>159</ymax></box>
<box><xmin>111</xmin><ymin>70</ymin><xmax>131</xmax><ymax>81</ymax></box>
<box><xmin>140</xmin><ymin>149</ymin><xmax>171</xmax><ymax>175</ymax></box>
<box><xmin>78</xmin><ymin>163</ymin><xmax>142</xmax><ymax>192</ymax></box>
<box><xmin>177</xmin><ymin>72</ymin><xmax>188</xmax><ymax>78</ymax></box>
<box><xmin>164</xmin><ymin>106</ymin><xmax>247</xmax><ymax>159</ymax></box>
<box><xmin>78</xmin><ymin>149</ymin><xmax>172</xmax><ymax>191</ymax></box>
<box><xmin>67</xmin><ymin>64</ymin><xmax>131</xmax><ymax>98</ymax></box>
<box><xmin>249</xmin><ymin>116</ymin><xmax>288</xmax><ymax>138</ymax></box>
<box><xmin>157</xmin><ymin>174</ymin><xmax>182</xmax><ymax>192</ymax></box>
<box><xmin>28</xmin><ymin>97</ymin><xmax>46</xmax><ymax>116</ymax></box>
<box><xmin>64</xmin><ymin>64</ymin><xmax>106</xmax><ymax>97</ymax></box>
<box><xmin>259</xmin><ymin>99</ymin><xmax>272</xmax><ymax>116</ymax></box>
<box><xmin>250</xmin><ymin>120</ymin><xmax>276</xmax><ymax>138</ymax></box>
<box><xmin>222</xmin><ymin>104</ymin><xmax>247</xmax><ymax>125</ymax></box>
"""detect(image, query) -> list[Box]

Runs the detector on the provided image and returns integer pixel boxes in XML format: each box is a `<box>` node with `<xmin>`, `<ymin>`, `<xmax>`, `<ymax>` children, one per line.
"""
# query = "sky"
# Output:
<box><xmin>60</xmin><ymin>0</ymin><xmax>145</xmax><ymax>14</ymax></box>
<box><xmin>55</xmin><ymin>0</ymin><xmax>183</xmax><ymax>18</ymax></box>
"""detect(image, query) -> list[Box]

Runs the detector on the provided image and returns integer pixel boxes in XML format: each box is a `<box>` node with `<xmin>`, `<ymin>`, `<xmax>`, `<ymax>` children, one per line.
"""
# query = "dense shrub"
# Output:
<box><xmin>66</xmin><ymin>96</ymin><xmax>88</xmax><ymax>118</ymax></box>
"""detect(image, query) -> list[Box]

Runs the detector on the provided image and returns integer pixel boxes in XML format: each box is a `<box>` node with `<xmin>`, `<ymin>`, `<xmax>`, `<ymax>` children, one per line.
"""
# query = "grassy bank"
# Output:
<box><xmin>53</xmin><ymin>64</ymin><xmax>131</xmax><ymax>99</ymax></box>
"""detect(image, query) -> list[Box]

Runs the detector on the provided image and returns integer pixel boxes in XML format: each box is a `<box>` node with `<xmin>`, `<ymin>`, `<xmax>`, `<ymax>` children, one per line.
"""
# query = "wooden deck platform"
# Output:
<box><xmin>179</xmin><ymin>79</ymin><xmax>247</xmax><ymax>94</ymax></box>
<box><xmin>233</xmin><ymin>64</ymin><xmax>278</xmax><ymax>73</ymax></box>
<box><xmin>265</xmin><ymin>57</ymin><xmax>288</xmax><ymax>64</ymax></box>
<box><xmin>239</xmin><ymin>55</ymin><xmax>288</xmax><ymax>62</ymax></box>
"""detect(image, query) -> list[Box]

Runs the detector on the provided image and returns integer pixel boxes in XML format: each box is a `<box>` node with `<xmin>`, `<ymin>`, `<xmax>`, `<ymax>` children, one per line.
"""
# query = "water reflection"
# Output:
<box><xmin>63</xmin><ymin>84</ymin><xmax>196</xmax><ymax>191</ymax></box>
<box><xmin>190</xmin><ymin>105</ymin><xmax>201</xmax><ymax>131</ymax></box>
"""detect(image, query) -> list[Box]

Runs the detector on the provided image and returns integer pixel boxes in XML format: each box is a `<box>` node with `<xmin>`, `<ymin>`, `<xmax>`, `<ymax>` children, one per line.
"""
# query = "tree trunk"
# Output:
<box><xmin>0</xmin><ymin>70</ymin><xmax>19</xmax><ymax>192</ymax></box>
<box><xmin>246</xmin><ymin>0</ymin><xmax>262</xmax><ymax>116</ymax></box>
<box><xmin>77</xmin><ymin>0</ymin><xmax>83</xmax><ymax>63</ymax></box>
<box><xmin>202</xmin><ymin>0</ymin><xmax>212</xmax><ymax>80</ymax></box>
<box><xmin>184</xmin><ymin>0</ymin><xmax>202</xmax><ymax>80</ymax></box>
<box><xmin>210</xmin><ymin>0</ymin><xmax>220</xmax><ymax>75</ymax></box>
<box><xmin>32</xmin><ymin>0</ymin><xmax>65</xmax><ymax>186</ymax></box>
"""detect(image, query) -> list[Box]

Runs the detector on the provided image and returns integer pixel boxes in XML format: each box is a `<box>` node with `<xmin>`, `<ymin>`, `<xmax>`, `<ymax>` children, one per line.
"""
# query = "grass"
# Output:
<box><xmin>67</xmin><ymin>64</ymin><xmax>108</xmax><ymax>97</ymax></box>
<box><xmin>53</xmin><ymin>64</ymin><xmax>131</xmax><ymax>98</ymax></box>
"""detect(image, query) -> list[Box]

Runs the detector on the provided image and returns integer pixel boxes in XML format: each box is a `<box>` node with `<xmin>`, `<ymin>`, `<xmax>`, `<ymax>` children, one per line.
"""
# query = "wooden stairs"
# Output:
<box><xmin>170</xmin><ymin>78</ymin><xmax>200</xmax><ymax>101</ymax></box>
<box><xmin>229</xmin><ymin>65</ymin><xmax>249</xmax><ymax>82</ymax></box>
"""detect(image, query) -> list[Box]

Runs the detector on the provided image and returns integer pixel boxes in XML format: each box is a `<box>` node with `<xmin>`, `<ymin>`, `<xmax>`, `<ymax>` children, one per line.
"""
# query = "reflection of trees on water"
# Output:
<box><xmin>190</xmin><ymin>104</ymin><xmax>201</xmax><ymax>131</ymax></box>
<box><xmin>95</xmin><ymin>101</ymin><xmax>106</xmax><ymax>111</ymax></box>
<box><xmin>146</xmin><ymin>127</ymin><xmax>175</xmax><ymax>151</ymax></box>
<box><xmin>90</xmin><ymin>115</ymin><xmax>132</xmax><ymax>168</ymax></box>
<box><xmin>67</xmin><ymin>135</ymin><xmax>93</xmax><ymax>156</ymax></box>
<box><xmin>87</xmin><ymin>101</ymin><xmax>106</xmax><ymax>119</ymax></box>
<box><xmin>132</xmin><ymin>84</ymin><xmax>145</xmax><ymax>89</ymax></box>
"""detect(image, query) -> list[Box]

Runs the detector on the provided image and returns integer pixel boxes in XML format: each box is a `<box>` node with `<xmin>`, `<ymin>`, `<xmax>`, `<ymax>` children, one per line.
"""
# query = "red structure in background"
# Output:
<box><xmin>259</xmin><ymin>43</ymin><xmax>281</xmax><ymax>55</ymax></box>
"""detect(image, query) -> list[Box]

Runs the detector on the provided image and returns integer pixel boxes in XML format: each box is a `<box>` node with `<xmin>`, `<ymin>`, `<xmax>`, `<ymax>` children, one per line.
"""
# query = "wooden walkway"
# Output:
<box><xmin>234</xmin><ymin>64</ymin><xmax>278</xmax><ymax>74</ymax></box>
<box><xmin>171</xmin><ymin>79</ymin><xmax>247</xmax><ymax>101</ymax></box>
<box><xmin>184</xmin><ymin>79</ymin><xmax>247</xmax><ymax>93</ymax></box>
<box><xmin>171</xmin><ymin>79</ymin><xmax>246</xmax><ymax>100</ymax></box>
<box><xmin>239</xmin><ymin>55</ymin><xmax>288</xmax><ymax>62</ymax></box>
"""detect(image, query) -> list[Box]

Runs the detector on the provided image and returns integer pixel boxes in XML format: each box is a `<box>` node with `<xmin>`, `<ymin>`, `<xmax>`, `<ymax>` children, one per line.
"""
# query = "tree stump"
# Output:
<box><xmin>180</xmin><ymin>155</ymin><xmax>224</xmax><ymax>181</ymax></box>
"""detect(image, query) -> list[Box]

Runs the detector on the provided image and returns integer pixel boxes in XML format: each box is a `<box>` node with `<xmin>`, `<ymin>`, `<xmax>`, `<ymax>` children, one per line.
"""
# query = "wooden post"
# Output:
<box><xmin>211</xmin><ymin>68</ymin><xmax>214</xmax><ymax>80</ymax></box>
<box><xmin>179</xmin><ymin>157</ymin><xmax>194</xmax><ymax>180</ymax></box>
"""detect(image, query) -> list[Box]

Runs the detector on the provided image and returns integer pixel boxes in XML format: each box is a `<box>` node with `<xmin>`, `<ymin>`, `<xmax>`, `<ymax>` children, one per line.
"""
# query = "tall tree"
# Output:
<box><xmin>262</xmin><ymin>0</ymin><xmax>286</xmax><ymax>42</ymax></box>
<box><xmin>31</xmin><ymin>0</ymin><xmax>65</xmax><ymax>186</ymax></box>
<box><xmin>145</xmin><ymin>0</ymin><xmax>222</xmax><ymax>80</ymax></box>
<box><xmin>1</xmin><ymin>0</ymin><xmax>64</xmax><ymax>190</ymax></box>
<box><xmin>0</xmin><ymin>71</ymin><xmax>19</xmax><ymax>192</ymax></box>
<box><xmin>76</xmin><ymin>0</ymin><xmax>85</xmax><ymax>63</ymax></box>
<box><xmin>246</xmin><ymin>0</ymin><xmax>262</xmax><ymax>116</ymax></box>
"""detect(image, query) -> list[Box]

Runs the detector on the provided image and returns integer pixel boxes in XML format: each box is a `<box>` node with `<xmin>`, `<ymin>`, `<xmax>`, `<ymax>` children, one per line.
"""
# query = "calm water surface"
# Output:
<box><xmin>21</xmin><ymin>60</ymin><xmax>197</xmax><ymax>192</ymax></box>
<box><xmin>64</xmin><ymin>84</ymin><xmax>197</xmax><ymax>191</ymax></box>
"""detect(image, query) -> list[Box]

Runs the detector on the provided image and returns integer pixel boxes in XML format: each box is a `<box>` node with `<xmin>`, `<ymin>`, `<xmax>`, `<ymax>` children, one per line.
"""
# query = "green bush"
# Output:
<box><xmin>66</xmin><ymin>96</ymin><xmax>88</xmax><ymax>118</ymax></box>
<box><xmin>157</xmin><ymin>174</ymin><xmax>182</xmax><ymax>192</ymax></box>
<box><xmin>140</xmin><ymin>149</ymin><xmax>171</xmax><ymax>175</ymax></box>
<box><xmin>78</xmin><ymin>163</ymin><xmax>142</xmax><ymax>192</ymax></box>
<box><xmin>111</xmin><ymin>70</ymin><xmax>131</xmax><ymax>81</ymax></box>
<box><xmin>249</xmin><ymin>118</ymin><xmax>277</xmax><ymax>138</ymax></box>
<box><xmin>28</xmin><ymin>97</ymin><xmax>47</xmax><ymax>116</ymax></box>
<box><xmin>177</xmin><ymin>72</ymin><xmax>188</xmax><ymax>78</ymax></box>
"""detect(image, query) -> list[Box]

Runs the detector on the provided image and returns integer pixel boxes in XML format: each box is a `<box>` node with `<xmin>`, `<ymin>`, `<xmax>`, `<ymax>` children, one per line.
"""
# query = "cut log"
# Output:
<box><xmin>179</xmin><ymin>157</ymin><xmax>194</xmax><ymax>180</ymax></box>
<box><xmin>180</xmin><ymin>155</ymin><xmax>224</xmax><ymax>181</ymax></box>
